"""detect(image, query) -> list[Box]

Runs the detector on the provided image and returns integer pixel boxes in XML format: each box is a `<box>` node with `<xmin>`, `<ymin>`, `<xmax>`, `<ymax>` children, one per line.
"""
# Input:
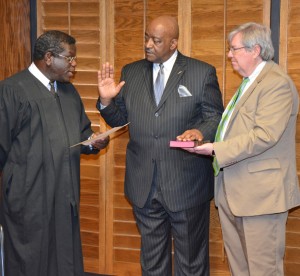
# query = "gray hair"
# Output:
<box><xmin>228</xmin><ymin>22</ymin><xmax>274</xmax><ymax>61</ymax></box>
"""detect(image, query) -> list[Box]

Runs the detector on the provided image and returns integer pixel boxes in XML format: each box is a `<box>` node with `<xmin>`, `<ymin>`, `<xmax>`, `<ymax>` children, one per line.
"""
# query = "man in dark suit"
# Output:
<box><xmin>97</xmin><ymin>16</ymin><xmax>223</xmax><ymax>275</ymax></box>
<box><xmin>0</xmin><ymin>30</ymin><xmax>109</xmax><ymax>276</ymax></box>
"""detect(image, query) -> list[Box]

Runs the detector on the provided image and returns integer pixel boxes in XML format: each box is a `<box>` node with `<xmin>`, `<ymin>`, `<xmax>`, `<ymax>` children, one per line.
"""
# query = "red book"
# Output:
<box><xmin>169</xmin><ymin>140</ymin><xmax>208</xmax><ymax>148</ymax></box>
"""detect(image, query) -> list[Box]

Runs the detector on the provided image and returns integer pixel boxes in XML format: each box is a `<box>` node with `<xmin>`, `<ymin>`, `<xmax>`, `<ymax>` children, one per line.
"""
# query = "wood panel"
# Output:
<box><xmin>35</xmin><ymin>0</ymin><xmax>300</xmax><ymax>275</ymax></box>
<box><xmin>288</xmin><ymin>0</ymin><xmax>300</xmax><ymax>91</ymax></box>
<box><xmin>286</xmin><ymin>1</ymin><xmax>300</xmax><ymax>274</ymax></box>
<box><xmin>0</xmin><ymin>0</ymin><xmax>31</xmax><ymax>80</ymax></box>
<box><xmin>225</xmin><ymin>0</ymin><xmax>264</xmax><ymax>105</ymax></box>
<box><xmin>191</xmin><ymin>0</ymin><xmax>225</xmax><ymax>93</ymax></box>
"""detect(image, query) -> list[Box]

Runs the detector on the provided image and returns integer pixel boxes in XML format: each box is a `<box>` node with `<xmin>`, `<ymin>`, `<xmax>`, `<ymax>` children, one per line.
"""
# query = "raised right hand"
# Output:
<box><xmin>97</xmin><ymin>62</ymin><xmax>125</xmax><ymax>106</ymax></box>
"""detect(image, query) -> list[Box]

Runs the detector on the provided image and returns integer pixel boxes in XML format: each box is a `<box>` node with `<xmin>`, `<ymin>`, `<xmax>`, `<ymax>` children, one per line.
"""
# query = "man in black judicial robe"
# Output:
<box><xmin>0</xmin><ymin>31</ymin><xmax>109</xmax><ymax>276</ymax></box>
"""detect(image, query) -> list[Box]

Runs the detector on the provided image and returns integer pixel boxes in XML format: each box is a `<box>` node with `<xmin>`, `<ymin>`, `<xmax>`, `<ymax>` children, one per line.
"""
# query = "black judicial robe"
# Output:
<box><xmin>0</xmin><ymin>69</ymin><xmax>98</xmax><ymax>276</ymax></box>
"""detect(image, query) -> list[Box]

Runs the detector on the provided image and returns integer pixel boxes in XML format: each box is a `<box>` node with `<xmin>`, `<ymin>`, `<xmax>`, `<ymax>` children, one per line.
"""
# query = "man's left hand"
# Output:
<box><xmin>90</xmin><ymin>133</ymin><xmax>110</xmax><ymax>150</ymax></box>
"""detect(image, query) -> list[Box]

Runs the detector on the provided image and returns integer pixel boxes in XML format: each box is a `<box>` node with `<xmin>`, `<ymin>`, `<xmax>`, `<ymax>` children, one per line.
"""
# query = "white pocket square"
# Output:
<box><xmin>178</xmin><ymin>85</ymin><xmax>192</xmax><ymax>97</ymax></box>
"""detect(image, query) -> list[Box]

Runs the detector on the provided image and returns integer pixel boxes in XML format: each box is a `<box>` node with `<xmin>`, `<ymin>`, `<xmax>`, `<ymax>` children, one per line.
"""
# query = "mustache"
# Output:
<box><xmin>145</xmin><ymin>48</ymin><xmax>154</xmax><ymax>54</ymax></box>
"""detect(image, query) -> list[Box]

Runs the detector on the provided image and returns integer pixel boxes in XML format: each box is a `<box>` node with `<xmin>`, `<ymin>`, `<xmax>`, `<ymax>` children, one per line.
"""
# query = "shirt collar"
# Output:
<box><xmin>153</xmin><ymin>50</ymin><xmax>178</xmax><ymax>72</ymax></box>
<box><xmin>248</xmin><ymin>61</ymin><xmax>266</xmax><ymax>81</ymax></box>
<box><xmin>28</xmin><ymin>62</ymin><xmax>56</xmax><ymax>89</ymax></box>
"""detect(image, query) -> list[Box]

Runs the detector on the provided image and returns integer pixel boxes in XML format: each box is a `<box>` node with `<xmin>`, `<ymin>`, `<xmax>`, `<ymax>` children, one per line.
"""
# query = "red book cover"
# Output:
<box><xmin>169</xmin><ymin>140</ymin><xmax>207</xmax><ymax>148</ymax></box>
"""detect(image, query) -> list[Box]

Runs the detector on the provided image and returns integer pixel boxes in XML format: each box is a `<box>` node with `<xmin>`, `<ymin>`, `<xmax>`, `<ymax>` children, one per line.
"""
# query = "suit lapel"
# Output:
<box><xmin>142</xmin><ymin>61</ymin><xmax>156</xmax><ymax>107</ymax></box>
<box><xmin>158</xmin><ymin>53</ymin><xmax>186</xmax><ymax>108</ymax></box>
<box><xmin>227</xmin><ymin>61</ymin><xmax>275</xmax><ymax>127</ymax></box>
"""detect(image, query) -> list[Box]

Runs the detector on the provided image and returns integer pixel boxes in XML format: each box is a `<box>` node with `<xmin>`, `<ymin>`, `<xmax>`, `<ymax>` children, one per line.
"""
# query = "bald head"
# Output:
<box><xmin>144</xmin><ymin>16</ymin><xmax>179</xmax><ymax>63</ymax></box>
<box><xmin>148</xmin><ymin>16</ymin><xmax>179</xmax><ymax>40</ymax></box>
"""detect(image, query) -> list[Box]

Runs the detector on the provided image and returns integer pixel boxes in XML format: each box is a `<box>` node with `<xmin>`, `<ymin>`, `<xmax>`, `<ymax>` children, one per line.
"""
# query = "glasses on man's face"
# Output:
<box><xmin>228</xmin><ymin>46</ymin><xmax>249</xmax><ymax>55</ymax></box>
<box><xmin>53</xmin><ymin>53</ymin><xmax>77</xmax><ymax>63</ymax></box>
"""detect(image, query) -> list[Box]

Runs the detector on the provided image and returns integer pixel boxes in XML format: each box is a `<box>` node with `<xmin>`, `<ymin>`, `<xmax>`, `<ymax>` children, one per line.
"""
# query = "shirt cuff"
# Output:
<box><xmin>96</xmin><ymin>99</ymin><xmax>107</xmax><ymax>110</ymax></box>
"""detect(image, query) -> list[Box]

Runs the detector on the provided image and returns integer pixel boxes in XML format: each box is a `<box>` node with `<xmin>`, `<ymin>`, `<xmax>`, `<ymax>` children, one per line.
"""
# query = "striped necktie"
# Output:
<box><xmin>213</xmin><ymin>77</ymin><xmax>249</xmax><ymax>176</ymax></box>
<box><xmin>154</xmin><ymin>64</ymin><xmax>165</xmax><ymax>105</ymax></box>
<box><xmin>49</xmin><ymin>81</ymin><xmax>56</xmax><ymax>95</ymax></box>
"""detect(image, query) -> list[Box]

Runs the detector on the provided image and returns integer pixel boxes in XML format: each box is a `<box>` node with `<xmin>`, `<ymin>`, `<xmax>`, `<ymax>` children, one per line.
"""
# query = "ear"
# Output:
<box><xmin>44</xmin><ymin>51</ymin><xmax>53</xmax><ymax>66</ymax></box>
<box><xmin>170</xmin><ymin>39</ymin><xmax>178</xmax><ymax>50</ymax></box>
<box><xmin>252</xmin><ymin>44</ymin><xmax>261</xmax><ymax>59</ymax></box>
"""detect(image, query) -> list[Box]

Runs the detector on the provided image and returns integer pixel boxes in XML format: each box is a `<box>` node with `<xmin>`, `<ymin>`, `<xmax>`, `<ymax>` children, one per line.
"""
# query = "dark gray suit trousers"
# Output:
<box><xmin>133</xmin><ymin>164</ymin><xmax>210</xmax><ymax>276</ymax></box>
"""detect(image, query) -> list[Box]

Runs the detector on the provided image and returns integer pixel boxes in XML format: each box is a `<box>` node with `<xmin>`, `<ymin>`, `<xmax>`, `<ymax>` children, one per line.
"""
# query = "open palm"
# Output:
<box><xmin>97</xmin><ymin>63</ymin><xmax>125</xmax><ymax>106</ymax></box>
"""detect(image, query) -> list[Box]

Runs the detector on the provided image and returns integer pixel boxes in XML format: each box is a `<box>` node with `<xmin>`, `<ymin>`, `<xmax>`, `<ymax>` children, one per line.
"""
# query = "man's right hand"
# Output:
<box><xmin>97</xmin><ymin>62</ymin><xmax>125</xmax><ymax>106</ymax></box>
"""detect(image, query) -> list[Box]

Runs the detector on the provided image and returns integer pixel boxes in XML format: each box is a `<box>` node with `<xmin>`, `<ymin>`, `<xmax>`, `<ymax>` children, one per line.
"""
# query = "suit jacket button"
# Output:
<box><xmin>155</xmin><ymin>112</ymin><xmax>159</xmax><ymax>117</ymax></box>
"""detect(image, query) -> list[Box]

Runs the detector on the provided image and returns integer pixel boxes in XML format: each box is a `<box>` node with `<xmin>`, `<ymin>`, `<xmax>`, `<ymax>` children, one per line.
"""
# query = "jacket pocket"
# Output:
<box><xmin>247</xmin><ymin>158</ymin><xmax>280</xmax><ymax>173</ymax></box>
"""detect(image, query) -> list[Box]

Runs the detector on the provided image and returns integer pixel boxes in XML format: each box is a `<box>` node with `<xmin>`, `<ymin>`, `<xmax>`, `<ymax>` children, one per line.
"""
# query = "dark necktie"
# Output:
<box><xmin>49</xmin><ymin>81</ymin><xmax>56</xmax><ymax>95</ymax></box>
<box><xmin>154</xmin><ymin>64</ymin><xmax>165</xmax><ymax>105</ymax></box>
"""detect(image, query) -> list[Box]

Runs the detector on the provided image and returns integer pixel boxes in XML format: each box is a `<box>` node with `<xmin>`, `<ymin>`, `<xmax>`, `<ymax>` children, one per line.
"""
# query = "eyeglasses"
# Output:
<box><xmin>228</xmin><ymin>46</ymin><xmax>249</xmax><ymax>54</ymax></box>
<box><xmin>53</xmin><ymin>53</ymin><xmax>77</xmax><ymax>63</ymax></box>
